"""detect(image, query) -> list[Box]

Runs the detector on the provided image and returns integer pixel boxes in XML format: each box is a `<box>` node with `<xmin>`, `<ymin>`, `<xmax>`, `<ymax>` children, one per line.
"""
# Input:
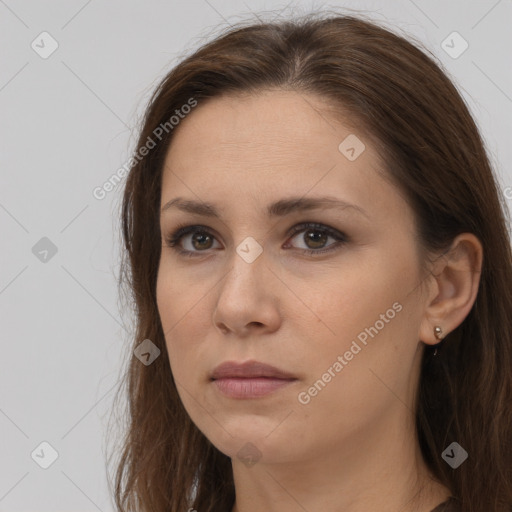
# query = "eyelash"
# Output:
<box><xmin>163</xmin><ymin>222</ymin><xmax>347</xmax><ymax>258</ymax></box>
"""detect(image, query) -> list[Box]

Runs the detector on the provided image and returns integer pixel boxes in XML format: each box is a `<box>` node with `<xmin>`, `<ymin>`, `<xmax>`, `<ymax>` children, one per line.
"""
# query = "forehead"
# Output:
<box><xmin>160</xmin><ymin>90</ymin><xmax>407</xmax><ymax>225</ymax></box>
<box><xmin>164</xmin><ymin>90</ymin><xmax>364</xmax><ymax>166</ymax></box>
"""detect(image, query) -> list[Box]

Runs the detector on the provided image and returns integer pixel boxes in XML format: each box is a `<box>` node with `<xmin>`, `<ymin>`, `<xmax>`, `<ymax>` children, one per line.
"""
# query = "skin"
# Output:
<box><xmin>155</xmin><ymin>90</ymin><xmax>483</xmax><ymax>512</ymax></box>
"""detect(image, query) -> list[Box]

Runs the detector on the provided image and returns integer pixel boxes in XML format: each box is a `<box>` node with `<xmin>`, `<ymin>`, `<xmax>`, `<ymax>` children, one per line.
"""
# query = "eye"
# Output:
<box><xmin>163</xmin><ymin>222</ymin><xmax>347</xmax><ymax>258</ymax></box>
<box><xmin>284</xmin><ymin>222</ymin><xmax>347</xmax><ymax>255</ymax></box>
<box><xmin>164</xmin><ymin>224</ymin><xmax>221</xmax><ymax>257</ymax></box>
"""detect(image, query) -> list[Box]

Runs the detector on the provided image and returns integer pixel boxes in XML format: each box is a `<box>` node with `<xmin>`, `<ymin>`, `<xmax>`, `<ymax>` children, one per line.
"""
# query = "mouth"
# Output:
<box><xmin>210</xmin><ymin>360</ymin><xmax>298</xmax><ymax>399</ymax></box>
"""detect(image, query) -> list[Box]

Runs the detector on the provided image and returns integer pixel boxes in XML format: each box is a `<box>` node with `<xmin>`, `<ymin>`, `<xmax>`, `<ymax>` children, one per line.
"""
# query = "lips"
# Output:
<box><xmin>210</xmin><ymin>360</ymin><xmax>296</xmax><ymax>380</ymax></box>
<box><xmin>210</xmin><ymin>360</ymin><xmax>297</xmax><ymax>399</ymax></box>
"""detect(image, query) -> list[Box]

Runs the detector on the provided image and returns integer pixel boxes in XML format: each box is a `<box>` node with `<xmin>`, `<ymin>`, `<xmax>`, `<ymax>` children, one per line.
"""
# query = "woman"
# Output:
<box><xmin>108</xmin><ymin>11</ymin><xmax>512</xmax><ymax>512</ymax></box>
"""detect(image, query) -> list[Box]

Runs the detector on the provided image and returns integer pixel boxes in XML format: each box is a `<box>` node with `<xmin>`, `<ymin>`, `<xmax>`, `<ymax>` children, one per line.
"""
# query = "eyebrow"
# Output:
<box><xmin>160</xmin><ymin>196</ymin><xmax>369</xmax><ymax>219</ymax></box>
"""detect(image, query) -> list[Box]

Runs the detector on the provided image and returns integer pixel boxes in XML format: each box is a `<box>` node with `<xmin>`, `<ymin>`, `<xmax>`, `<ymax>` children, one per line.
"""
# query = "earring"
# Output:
<box><xmin>433</xmin><ymin>326</ymin><xmax>443</xmax><ymax>356</ymax></box>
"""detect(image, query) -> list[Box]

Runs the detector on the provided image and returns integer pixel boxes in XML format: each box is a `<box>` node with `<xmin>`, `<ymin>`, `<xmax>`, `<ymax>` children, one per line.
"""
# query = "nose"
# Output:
<box><xmin>212</xmin><ymin>246</ymin><xmax>281</xmax><ymax>337</ymax></box>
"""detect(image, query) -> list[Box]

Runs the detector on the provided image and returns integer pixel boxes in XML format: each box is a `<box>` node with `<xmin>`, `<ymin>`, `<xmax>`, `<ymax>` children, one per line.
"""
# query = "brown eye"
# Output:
<box><xmin>285</xmin><ymin>223</ymin><xmax>346</xmax><ymax>255</ymax></box>
<box><xmin>165</xmin><ymin>222</ymin><xmax>347</xmax><ymax>258</ymax></box>
<box><xmin>164</xmin><ymin>225</ymin><xmax>221</xmax><ymax>256</ymax></box>
<box><xmin>190</xmin><ymin>232</ymin><xmax>215</xmax><ymax>250</ymax></box>
<box><xmin>302</xmin><ymin>229</ymin><xmax>330</xmax><ymax>249</ymax></box>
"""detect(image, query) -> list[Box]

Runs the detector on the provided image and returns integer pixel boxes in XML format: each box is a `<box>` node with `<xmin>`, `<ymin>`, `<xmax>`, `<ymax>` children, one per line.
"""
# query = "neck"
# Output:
<box><xmin>230</xmin><ymin>403</ymin><xmax>451</xmax><ymax>512</ymax></box>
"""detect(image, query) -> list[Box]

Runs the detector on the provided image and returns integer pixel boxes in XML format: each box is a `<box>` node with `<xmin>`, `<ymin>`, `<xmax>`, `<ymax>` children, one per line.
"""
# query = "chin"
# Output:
<box><xmin>200</xmin><ymin>419</ymin><xmax>299</xmax><ymax>466</ymax></box>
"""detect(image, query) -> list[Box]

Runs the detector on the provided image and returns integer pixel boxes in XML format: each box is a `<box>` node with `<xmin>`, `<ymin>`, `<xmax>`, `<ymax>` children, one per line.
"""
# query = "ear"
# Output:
<box><xmin>419</xmin><ymin>233</ymin><xmax>483</xmax><ymax>346</ymax></box>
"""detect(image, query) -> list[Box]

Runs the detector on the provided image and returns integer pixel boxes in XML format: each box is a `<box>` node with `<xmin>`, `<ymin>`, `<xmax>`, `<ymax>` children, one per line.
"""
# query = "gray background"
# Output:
<box><xmin>1</xmin><ymin>0</ymin><xmax>511</xmax><ymax>510</ymax></box>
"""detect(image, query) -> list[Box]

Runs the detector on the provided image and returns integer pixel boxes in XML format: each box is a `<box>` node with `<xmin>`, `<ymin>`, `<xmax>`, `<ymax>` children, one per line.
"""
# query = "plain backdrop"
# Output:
<box><xmin>1</xmin><ymin>0</ymin><xmax>511</xmax><ymax>510</ymax></box>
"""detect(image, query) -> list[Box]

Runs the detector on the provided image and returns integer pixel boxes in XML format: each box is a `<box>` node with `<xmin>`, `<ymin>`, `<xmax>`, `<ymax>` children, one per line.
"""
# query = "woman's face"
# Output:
<box><xmin>156</xmin><ymin>90</ymin><xmax>430</xmax><ymax>465</ymax></box>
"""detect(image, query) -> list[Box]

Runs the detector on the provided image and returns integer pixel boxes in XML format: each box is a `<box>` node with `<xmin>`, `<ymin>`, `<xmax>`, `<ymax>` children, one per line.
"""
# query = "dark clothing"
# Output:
<box><xmin>431</xmin><ymin>497</ymin><xmax>460</xmax><ymax>511</ymax></box>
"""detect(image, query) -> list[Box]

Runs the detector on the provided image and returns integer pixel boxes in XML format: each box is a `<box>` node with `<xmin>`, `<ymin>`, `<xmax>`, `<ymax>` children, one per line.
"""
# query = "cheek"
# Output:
<box><xmin>306</xmin><ymin>251</ymin><xmax>421</xmax><ymax>365</ymax></box>
<box><xmin>156</xmin><ymin>270</ymin><xmax>193</xmax><ymax>370</ymax></box>
<box><xmin>156</xmin><ymin>268</ymin><xmax>215</xmax><ymax>384</ymax></box>
<box><xmin>156</xmin><ymin>270</ymin><xmax>177</xmax><ymax>338</ymax></box>
<box><xmin>156</xmin><ymin>261</ymin><xmax>202</xmax><ymax>334</ymax></box>
<box><xmin>294</xmin><ymin>261</ymin><xmax>395</xmax><ymax>336</ymax></box>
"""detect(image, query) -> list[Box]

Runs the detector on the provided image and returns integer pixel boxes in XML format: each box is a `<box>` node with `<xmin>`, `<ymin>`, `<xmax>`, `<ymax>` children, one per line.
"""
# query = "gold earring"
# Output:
<box><xmin>433</xmin><ymin>326</ymin><xmax>443</xmax><ymax>356</ymax></box>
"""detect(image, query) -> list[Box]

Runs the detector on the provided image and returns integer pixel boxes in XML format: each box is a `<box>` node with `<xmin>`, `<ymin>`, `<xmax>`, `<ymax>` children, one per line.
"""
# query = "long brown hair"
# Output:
<box><xmin>107</xmin><ymin>11</ymin><xmax>512</xmax><ymax>512</ymax></box>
